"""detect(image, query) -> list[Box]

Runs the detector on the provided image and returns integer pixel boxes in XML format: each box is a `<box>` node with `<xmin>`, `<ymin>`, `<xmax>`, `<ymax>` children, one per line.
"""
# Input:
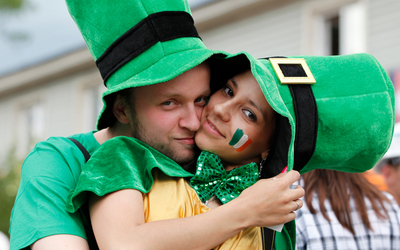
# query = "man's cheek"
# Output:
<box><xmin>196</xmin><ymin>107</ymin><xmax>204</xmax><ymax>120</ymax></box>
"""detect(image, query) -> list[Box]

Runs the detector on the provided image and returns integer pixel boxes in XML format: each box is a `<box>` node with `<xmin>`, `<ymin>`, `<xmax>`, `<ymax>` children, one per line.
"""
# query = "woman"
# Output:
<box><xmin>296</xmin><ymin>169</ymin><xmax>400</xmax><ymax>249</ymax></box>
<box><xmin>66</xmin><ymin>52</ymin><xmax>395</xmax><ymax>250</ymax></box>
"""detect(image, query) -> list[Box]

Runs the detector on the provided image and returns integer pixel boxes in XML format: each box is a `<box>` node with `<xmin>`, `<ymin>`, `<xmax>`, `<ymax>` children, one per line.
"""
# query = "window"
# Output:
<box><xmin>16</xmin><ymin>102</ymin><xmax>45</xmax><ymax>156</ymax></box>
<box><xmin>312</xmin><ymin>1</ymin><xmax>366</xmax><ymax>55</ymax></box>
<box><xmin>82</xmin><ymin>84</ymin><xmax>105</xmax><ymax>131</ymax></box>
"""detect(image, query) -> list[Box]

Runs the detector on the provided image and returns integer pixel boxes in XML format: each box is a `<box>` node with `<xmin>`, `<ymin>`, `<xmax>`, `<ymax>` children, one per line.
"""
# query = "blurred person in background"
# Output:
<box><xmin>296</xmin><ymin>169</ymin><xmax>400</xmax><ymax>250</ymax></box>
<box><xmin>375</xmin><ymin>123</ymin><xmax>400</xmax><ymax>205</ymax></box>
<box><xmin>363</xmin><ymin>169</ymin><xmax>388</xmax><ymax>192</ymax></box>
<box><xmin>0</xmin><ymin>231</ymin><xmax>9</xmax><ymax>250</ymax></box>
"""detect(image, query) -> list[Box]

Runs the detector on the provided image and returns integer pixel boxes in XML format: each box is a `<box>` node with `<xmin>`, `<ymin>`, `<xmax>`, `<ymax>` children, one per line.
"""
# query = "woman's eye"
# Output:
<box><xmin>223</xmin><ymin>86</ymin><xmax>233</xmax><ymax>97</ymax></box>
<box><xmin>243</xmin><ymin>109</ymin><xmax>256</xmax><ymax>121</ymax></box>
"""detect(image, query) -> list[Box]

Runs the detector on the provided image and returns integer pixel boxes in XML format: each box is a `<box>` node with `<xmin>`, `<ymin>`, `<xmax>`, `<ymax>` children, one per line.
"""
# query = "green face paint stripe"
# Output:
<box><xmin>229</xmin><ymin>129</ymin><xmax>244</xmax><ymax>146</ymax></box>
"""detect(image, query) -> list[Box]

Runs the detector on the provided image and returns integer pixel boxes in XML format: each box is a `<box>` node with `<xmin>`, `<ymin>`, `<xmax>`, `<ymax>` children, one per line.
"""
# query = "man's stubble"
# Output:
<box><xmin>128</xmin><ymin>104</ymin><xmax>198</xmax><ymax>168</ymax></box>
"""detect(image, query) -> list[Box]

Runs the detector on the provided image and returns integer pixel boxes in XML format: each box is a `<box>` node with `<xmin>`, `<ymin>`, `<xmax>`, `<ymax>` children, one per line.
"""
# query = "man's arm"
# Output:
<box><xmin>31</xmin><ymin>235</ymin><xmax>89</xmax><ymax>250</ymax></box>
<box><xmin>9</xmin><ymin>137</ymin><xmax>95</xmax><ymax>250</ymax></box>
<box><xmin>90</xmin><ymin>170</ymin><xmax>303</xmax><ymax>250</ymax></box>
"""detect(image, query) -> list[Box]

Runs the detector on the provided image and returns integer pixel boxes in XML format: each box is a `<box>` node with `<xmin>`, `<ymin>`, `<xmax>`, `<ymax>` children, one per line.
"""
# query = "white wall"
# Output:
<box><xmin>198</xmin><ymin>0</ymin><xmax>400</xmax><ymax>72</ymax></box>
<box><xmin>0</xmin><ymin>52</ymin><xmax>104</xmax><ymax>162</ymax></box>
<box><xmin>200</xmin><ymin>2</ymin><xmax>304</xmax><ymax>58</ymax></box>
<box><xmin>368</xmin><ymin>0</ymin><xmax>400</xmax><ymax>71</ymax></box>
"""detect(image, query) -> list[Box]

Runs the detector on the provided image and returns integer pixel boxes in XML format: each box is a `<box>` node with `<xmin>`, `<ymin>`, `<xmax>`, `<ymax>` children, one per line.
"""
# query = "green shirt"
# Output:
<box><xmin>9</xmin><ymin>131</ymin><xmax>100</xmax><ymax>250</ymax></box>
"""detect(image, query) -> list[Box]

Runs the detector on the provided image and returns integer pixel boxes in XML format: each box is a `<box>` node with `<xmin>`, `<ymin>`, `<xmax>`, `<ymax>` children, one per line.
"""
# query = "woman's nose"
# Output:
<box><xmin>213</xmin><ymin>101</ymin><xmax>231</xmax><ymax>122</ymax></box>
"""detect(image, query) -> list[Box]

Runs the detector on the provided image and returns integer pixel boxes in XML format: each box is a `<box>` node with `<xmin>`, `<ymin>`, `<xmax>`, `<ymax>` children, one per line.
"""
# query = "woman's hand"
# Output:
<box><xmin>232</xmin><ymin>170</ymin><xmax>304</xmax><ymax>228</ymax></box>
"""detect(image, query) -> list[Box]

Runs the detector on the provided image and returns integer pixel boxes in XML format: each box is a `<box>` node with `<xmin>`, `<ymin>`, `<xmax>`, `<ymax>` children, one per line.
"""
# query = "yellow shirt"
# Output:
<box><xmin>144</xmin><ymin>169</ymin><xmax>263</xmax><ymax>250</ymax></box>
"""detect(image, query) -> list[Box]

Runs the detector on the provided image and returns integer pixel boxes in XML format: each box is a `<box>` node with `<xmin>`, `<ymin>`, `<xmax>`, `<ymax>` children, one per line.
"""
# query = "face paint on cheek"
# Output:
<box><xmin>229</xmin><ymin>128</ymin><xmax>253</xmax><ymax>152</ymax></box>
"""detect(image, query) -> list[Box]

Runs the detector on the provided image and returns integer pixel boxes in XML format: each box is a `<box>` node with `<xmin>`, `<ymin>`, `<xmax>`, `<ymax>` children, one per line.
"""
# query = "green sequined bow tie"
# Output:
<box><xmin>190</xmin><ymin>151</ymin><xmax>259</xmax><ymax>204</ymax></box>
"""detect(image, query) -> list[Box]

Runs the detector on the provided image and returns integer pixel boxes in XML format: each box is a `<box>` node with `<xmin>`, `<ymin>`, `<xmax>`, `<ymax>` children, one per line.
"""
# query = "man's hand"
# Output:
<box><xmin>232</xmin><ymin>170</ymin><xmax>304</xmax><ymax>228</ymax></box>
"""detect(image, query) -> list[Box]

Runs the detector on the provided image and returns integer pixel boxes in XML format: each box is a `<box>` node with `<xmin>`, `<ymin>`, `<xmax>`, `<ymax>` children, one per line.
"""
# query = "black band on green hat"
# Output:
<box><xmin>96</xmin><ymin>11</ymin><xmax>200</xmax><ymax>83</ymax></box>
<box><xmin>288</xmin><ymin>84</ymin><xmax>318</xmax><ymax>172</ymax></box>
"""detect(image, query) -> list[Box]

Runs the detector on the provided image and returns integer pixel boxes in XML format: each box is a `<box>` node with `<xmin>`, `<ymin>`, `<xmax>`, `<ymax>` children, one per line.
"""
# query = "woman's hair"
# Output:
<box><xmin>302</xmin><ymin>169</ymin><xmax>390</xmax><ymax>234</ymax></box>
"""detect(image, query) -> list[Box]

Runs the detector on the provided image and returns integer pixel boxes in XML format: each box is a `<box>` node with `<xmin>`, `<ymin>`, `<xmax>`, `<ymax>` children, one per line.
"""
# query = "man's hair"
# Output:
<box><xmin>118</xmin><ymin>87</ymin><xmax>135</xmax><ymax>108</ymax></box>
<box><xmin>117</xmin><ymin>87</ymin><xmax>141</xmax><ymax>139</ymax></box>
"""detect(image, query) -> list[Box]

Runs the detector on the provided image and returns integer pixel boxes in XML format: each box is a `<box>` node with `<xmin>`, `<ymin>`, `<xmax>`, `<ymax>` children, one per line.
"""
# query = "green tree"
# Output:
<box><xmin>0</xmin><ymin>0</ymin><xmax>25</xmax><ymax>9</ymax></box>
<box><xmin>0</xmin><ymin>146</ymin><xmax>23</xmax><ymax>238</ymax></box>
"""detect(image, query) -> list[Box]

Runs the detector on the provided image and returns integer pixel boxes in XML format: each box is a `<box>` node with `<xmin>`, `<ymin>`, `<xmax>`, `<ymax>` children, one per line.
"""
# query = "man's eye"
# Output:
<box><xmin>195</xmin><ymin>96</ymin><xmax>209</xmax><ymax>105</ymax></box>
<box><xmin>162</xmin><ymin>101</ymin><xmax>174</xmax><ymax>106</ymax></box>
<box><xmin>243</xmin><ymin>109</ymin><xmax>257</xmax><ymax>121</ymax></box>
<box><xmin>223</xmin><ymin>86</ymin><xmax>233</xmax><ymax>97</ymax></box>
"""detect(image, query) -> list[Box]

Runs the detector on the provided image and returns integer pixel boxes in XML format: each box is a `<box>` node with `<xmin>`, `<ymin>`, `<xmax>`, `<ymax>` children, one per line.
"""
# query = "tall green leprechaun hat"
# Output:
<box><xmin>65</xmin><ymin>0</ymin><xmax>238</xmax><ymax>130</ymax></box>
<box><xmin>208</xmin><ymin>53</ymin><xmax>395</xmax><ymax>176</ymax></box>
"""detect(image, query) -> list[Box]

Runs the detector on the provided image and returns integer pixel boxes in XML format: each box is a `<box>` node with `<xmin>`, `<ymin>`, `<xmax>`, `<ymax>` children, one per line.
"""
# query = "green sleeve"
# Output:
<box><xmin>9</xmin><ymin>137</ymin><xmax>91</xmax><ymax>250</ymax></box>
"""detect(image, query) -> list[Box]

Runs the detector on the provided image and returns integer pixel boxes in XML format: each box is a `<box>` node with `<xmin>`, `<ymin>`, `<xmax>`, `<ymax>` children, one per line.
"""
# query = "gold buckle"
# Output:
<box><xmin>269</xmin><ymin>58</ymin><xmax>316</xmax><ymax>84</ymax></box>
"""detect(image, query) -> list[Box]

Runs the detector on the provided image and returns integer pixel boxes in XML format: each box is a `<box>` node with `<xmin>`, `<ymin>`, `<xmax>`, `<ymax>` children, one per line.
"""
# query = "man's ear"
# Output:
<box><xmin>112</xmin><ymin>95</ymin><xmax>130</xmax><ymax>124</ymax></box>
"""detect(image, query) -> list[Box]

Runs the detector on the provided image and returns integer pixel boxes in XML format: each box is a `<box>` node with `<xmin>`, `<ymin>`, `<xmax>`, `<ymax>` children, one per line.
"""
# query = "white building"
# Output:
<box><xmin>1</xmin><ymin>0</ymin><xmax>400</xmax><ymax>162</ymax></box>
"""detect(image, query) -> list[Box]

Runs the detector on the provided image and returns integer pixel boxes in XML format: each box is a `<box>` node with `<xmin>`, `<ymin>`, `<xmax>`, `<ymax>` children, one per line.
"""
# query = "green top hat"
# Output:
<box><xmin>66</xmin><ymin>0</ymin><xmax>239</xmax><ymax>130</ymax></box>
<box><xmin>209</xmin><ymin>53</ymin><xmax>395</xmax><ymax>176</ymax></box>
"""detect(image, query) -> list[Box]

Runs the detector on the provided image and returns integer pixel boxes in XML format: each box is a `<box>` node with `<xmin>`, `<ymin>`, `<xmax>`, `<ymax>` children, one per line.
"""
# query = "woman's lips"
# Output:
<box><xmin>203</xmin><ymin>119</ymin><xmax>225</xmax><ymax>138</ymax></box>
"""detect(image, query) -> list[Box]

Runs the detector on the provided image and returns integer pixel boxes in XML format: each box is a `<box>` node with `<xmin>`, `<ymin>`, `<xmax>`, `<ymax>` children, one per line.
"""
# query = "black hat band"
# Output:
<box><xmin>96</xmin><ymin>11</ymin><xmax>201</xmax><ymax>84</ymax></box>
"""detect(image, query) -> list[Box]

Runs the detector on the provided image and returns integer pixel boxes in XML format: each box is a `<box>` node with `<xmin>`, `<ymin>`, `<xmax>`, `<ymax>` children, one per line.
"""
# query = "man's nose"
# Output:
<box><xmin>179</xmin><ymin>104</ymin><xmax>201</xmax><ymax>132</ymax></box>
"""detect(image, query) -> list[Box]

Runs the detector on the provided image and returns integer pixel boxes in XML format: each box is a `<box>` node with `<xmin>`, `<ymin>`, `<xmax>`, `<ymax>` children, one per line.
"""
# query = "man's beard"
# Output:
<box><xmin>129</xmin><ymin>110</ymin><xmax>198</xmax><ymax>167</ymax></box>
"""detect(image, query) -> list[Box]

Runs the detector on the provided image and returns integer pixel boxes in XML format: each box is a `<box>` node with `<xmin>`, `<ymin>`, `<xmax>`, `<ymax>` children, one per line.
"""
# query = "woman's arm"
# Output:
<box><xmin>90</xmin><ymin>170</ymin><xmax>303</xmax><ymax>250</ymax></box>
<box><xmin>31</xmin><ymin>235</ymin><xmax>89</xmax><ymax>250</ymax></box>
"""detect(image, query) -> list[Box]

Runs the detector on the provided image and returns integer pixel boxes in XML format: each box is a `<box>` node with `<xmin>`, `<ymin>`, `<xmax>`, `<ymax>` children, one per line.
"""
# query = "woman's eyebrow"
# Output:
<box><xmin>248</xmin><ymin>99</ymin><xmax>264</xmax><ymax>115</ymax></box>
<box><xmin>231</xmin><ymin>77</ymin><xmax>265</xmax><ymax>114</ymax></box>
<box><xmin>230</xmin><ymin>78</ymin><xmax>238</xmax><ymax>88</ymax></box>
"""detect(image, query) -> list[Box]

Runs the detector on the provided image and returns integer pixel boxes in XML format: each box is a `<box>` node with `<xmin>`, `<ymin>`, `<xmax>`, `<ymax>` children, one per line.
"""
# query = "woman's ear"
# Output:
<box><xmin>112</xmin><ymin>95</ymin><xmax>130</xmax><ymax>124</ymax></box>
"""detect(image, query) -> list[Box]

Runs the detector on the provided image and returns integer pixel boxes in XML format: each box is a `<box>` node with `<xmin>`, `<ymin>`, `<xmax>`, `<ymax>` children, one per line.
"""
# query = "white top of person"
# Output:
<box><xmin>0</xmin><ymin>231</ymin><xmax>10</xmax><ymax>250</ymax></box>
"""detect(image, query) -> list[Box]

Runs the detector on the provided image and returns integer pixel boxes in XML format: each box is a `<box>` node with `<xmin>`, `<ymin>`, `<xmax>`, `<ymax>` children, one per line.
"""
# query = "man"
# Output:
<box><xmin>9</xmin><ymin>0</ymin><xmax>303</xmax><ymax>249</ymax></box>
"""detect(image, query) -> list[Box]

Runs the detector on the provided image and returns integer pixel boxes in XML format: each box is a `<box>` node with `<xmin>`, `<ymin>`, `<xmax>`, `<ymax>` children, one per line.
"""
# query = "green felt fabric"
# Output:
<box><xmin>275</xmin><ymin>221</ymin><xmax>296</xmax><ymax>250</ymax></box>
<box><xmin>65</xmin><ymin>136</ymin><xmax>193</xmax><ymax>213</ymax></box>
<box><xmin>65</xmin><ymin>0</ymin><xmax>235</xmax><ymax>130</ymax></box>
<box><xmin>249</xmin><ymin>53</ymin><xmax>395</xmax><ymax>173</ymax></box>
